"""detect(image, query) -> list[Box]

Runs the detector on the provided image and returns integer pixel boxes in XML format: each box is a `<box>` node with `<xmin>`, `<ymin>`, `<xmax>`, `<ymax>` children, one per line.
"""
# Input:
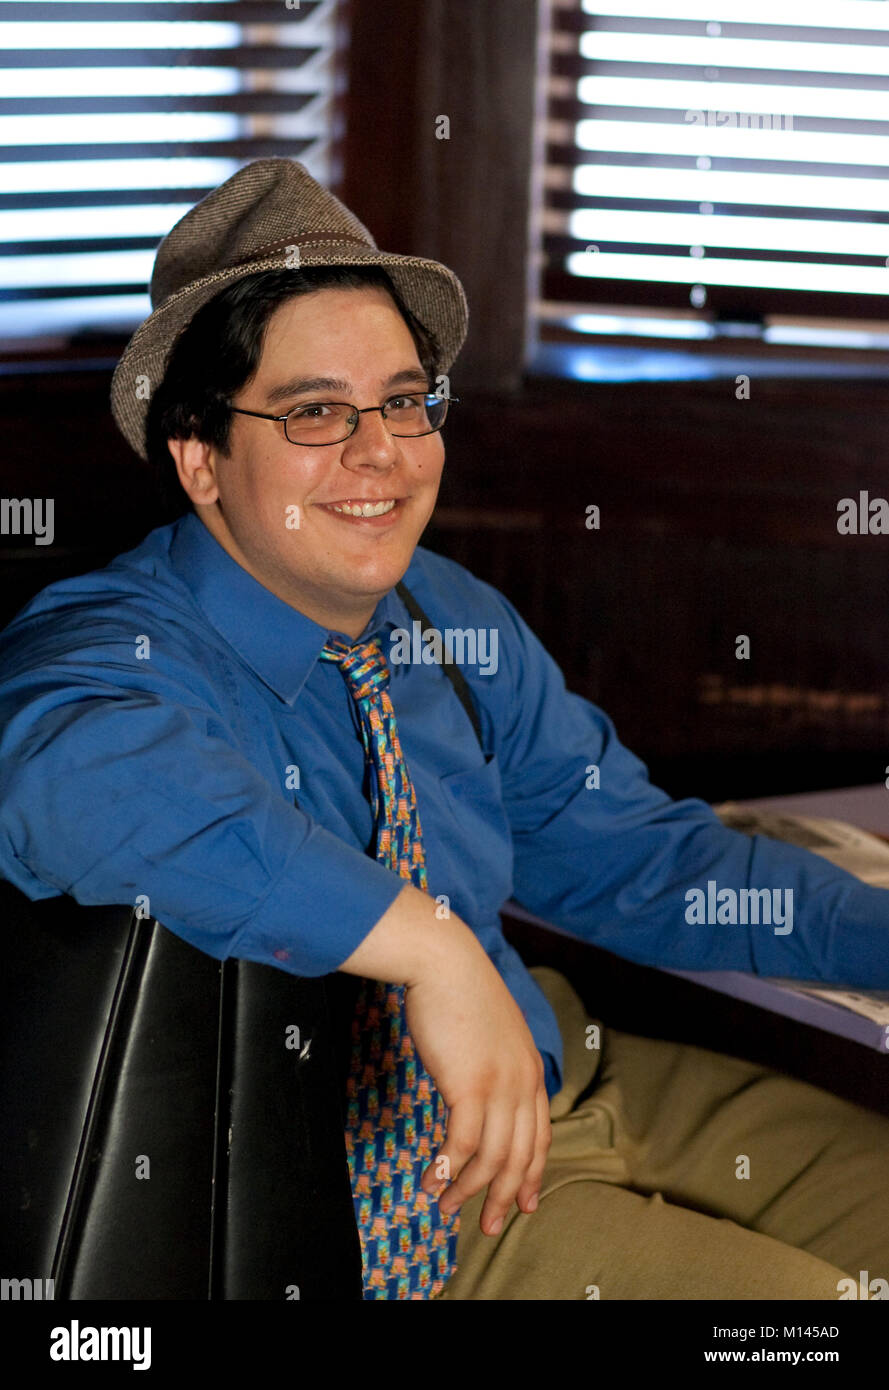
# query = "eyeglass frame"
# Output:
<box><xmin>228</xmin><ymin>390</ymin><xmax>459</xmax><ymax>446</ymax></box>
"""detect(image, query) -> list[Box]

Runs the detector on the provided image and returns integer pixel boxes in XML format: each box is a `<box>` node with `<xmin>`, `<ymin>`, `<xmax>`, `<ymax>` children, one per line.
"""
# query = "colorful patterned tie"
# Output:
<box><xmin>318</xmin><ymin>634</ymin><xmax>460</xmax><ymax>1299</ymax></box>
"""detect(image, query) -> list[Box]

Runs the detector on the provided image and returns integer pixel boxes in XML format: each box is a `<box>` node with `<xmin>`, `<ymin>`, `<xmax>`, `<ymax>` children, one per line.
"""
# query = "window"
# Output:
<box><xmin>537</xmin><ymin>0</ymin><xmax>889</xmax><ymax>355</ymax></box>
<box><xmin>0</xmin><ymin>0</ymin><xmax>346</xmax><ymax>350</ymax></box>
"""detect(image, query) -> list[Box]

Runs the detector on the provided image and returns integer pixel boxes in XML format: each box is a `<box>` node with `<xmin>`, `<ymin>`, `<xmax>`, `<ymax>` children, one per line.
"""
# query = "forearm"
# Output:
<box><xmin>516</xmin><ymin>808</ymin><xmax>889</xmax><ymax>986</ymax></box>
<box><xmin>742</xmin><ymin>829</ymin><xmax>889</xmax><ymax>985</ymax></box>
<box><xmin>0</xmin><ymin>694</ymin><xmax>403</xmax><ymax>977</ymax></box>
<box><xmin>339</xmin><ymin>880</ymin><xmax>487</xmax><ymax>987</ymax></box>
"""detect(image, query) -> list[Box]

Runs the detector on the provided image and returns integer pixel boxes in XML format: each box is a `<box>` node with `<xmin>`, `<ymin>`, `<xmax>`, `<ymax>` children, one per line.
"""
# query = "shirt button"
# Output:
<box><xmin>273</xmin><ymin>948</ymin><xmax>290</xmax><ymax>962</ymax></box>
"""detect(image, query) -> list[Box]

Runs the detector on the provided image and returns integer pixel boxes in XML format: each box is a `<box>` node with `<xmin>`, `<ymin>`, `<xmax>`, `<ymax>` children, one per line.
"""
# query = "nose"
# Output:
<box><xmin>338</xmin><ymin>407</ymin><xmax>400</xmax><ymax>471</ymax></box>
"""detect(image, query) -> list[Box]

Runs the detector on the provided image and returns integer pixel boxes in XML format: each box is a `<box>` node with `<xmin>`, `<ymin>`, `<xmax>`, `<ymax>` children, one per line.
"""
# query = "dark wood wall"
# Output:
<box><xmin>3</xmin><ymin>0</ymin><xmax>889</xmax><ymax>807</ymax></box>
<box><xmin>3</xmin><ymin>363</ymin><xmax>889</xmax><ymax>804</ymax></box>
<box><xmin>426</xmin><ymin>373</ymin><xmax>889</xmax><ymax>801</ymax></box>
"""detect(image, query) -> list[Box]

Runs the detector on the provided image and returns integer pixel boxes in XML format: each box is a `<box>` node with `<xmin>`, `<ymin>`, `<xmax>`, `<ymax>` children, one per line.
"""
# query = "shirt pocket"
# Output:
<box><xmin>436</xmin><ymin>752</ymin><xmax>514</xmax><ymax>913</ymax></box>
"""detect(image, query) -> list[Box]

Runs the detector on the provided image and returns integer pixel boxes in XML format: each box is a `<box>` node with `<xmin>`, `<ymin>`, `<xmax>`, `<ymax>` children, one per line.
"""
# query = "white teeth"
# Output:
<box><xmin>331</xmin><ymin>499</ymin><xmax>397</xmax><ymax>517</ymax></box>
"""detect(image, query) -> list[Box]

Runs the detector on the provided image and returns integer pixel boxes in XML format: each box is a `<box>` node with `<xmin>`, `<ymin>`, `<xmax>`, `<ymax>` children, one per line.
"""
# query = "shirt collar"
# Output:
<box><xmin>168</xmin><ymin>510</ymin><xmax>408</xmax><ymax>705</ymax></box>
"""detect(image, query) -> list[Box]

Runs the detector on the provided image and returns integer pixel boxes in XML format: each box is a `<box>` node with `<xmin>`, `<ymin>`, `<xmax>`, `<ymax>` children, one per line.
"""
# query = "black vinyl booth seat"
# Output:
<box><xmin>9</xmin><ymin>835</ymin><xmax>888</xmax><ymax>1299</ymax></box>
<box><xmin>0</xmin><ymin>878</ymin><xmax>363</xmax><ymax>1300</ymax></box>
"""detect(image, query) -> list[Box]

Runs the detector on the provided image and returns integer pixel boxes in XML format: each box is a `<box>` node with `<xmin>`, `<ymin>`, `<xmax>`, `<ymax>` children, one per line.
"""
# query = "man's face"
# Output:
<box><xmin>172</xmin><ymin>285</ymin><xmax>445</xmax><ymax>637</ymax></box>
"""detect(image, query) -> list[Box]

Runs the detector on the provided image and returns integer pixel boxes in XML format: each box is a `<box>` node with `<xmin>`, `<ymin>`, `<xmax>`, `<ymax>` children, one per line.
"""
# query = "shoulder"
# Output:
<box><xmin>397</xmin><ymin>545</ymin><xmax>547</xmax><ymax>727</ymax></box>
<box><xmin>401</xmin><ymin>544</ymin><xmax>521</xmax><ymax>630</ymax></box>
<box><xmin>3</xmin><ymin>521</ymin><xmax>188</xmax><ymax>622</ymax></box>
<box><xmin>0</xmin><ymin>521</ymin><xmax>221</xmax><ymax>691</ymax></box>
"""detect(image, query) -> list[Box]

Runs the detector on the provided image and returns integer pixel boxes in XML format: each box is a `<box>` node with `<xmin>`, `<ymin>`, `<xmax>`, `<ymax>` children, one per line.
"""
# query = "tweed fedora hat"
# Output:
<box><xmin>110</xmin><ymin>157</ymin><xmax>469</xmax><ymax>460</ymax></box>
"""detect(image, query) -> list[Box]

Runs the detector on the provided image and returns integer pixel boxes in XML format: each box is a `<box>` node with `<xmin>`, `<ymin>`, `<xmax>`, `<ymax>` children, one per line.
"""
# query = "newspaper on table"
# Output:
<box><xmin>713</xmin><ymin>801</ymin><xmax>889</xmax><ymax>1027</ymax></box>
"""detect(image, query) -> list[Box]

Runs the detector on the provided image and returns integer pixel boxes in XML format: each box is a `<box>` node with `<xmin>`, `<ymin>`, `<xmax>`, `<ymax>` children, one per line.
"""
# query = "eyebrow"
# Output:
<box><xmin>264</xmin><ymin>368</ymin><xmax>430</xmax><ymax>407</ymax></box>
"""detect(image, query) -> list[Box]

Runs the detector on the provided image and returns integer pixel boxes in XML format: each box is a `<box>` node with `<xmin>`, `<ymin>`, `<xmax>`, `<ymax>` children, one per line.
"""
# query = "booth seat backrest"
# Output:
<box><xmin>0</xmin><ymin>879</ymin><xmax>362</xmax><ymax>1300</ymax></box>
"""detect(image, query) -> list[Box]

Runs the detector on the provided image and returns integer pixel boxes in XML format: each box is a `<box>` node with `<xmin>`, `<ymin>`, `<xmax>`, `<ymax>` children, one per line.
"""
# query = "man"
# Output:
<box><xmin>1</xmin><ymin>159</ymin><xmax>888</xmax><ymax>1301</ymax></box>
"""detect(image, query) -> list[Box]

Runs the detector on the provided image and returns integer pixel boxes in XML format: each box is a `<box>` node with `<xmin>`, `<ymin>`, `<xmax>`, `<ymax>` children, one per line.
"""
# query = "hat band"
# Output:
<box><xmin>228</xmin><ymin>231</ymin><xmax>374</xmax><ymax>269</ymax></box>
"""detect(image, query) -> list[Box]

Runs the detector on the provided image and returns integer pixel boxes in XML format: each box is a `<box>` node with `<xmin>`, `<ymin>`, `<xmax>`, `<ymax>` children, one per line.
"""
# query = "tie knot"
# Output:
<box><xmin>319</xmin><ymin>634</ymin><xmax>390</xmax><ymax>702</ymax></box>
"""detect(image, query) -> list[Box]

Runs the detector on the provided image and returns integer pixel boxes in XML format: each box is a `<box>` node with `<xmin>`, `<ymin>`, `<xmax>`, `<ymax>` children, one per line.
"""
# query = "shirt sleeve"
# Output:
<box><xmin>0</xmin><ymin>607</ymin><xmax>403</xmax><ymax>977</ymax></box>
<box><xmin>482</xmin><ymin>587</ymin><xmax>889</xmax><ymax>987</ymax></box>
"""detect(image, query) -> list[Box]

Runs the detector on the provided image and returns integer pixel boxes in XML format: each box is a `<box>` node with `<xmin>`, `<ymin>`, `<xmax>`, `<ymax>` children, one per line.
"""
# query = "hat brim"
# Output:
<box><xmin>110</xmin><ymin>244</ymin><xmax>469</xmax><ymax>460</ymax></box>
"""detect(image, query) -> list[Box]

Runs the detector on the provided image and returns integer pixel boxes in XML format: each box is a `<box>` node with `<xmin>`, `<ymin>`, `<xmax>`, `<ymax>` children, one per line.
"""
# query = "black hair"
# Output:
<box><xmin>144</xmin><ymin>265</ymin><xmax>442</xmax><ymax>520</ymax></box>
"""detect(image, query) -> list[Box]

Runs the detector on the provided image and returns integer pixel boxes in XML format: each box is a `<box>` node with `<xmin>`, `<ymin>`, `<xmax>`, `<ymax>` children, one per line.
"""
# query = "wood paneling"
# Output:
<box><xmin>4</xmin><ymin>0</ymin><xmax>889</xmax><ymax>805</ymax></box>
<box><xmin>340</xmin><ymin>0</ymin><xmax>543</xmax><ymax>392</ymax></box>
<box><xmin>2</xmin><ymin>364</ymin><xmax>889</xmax><ymax>803</ymax></box>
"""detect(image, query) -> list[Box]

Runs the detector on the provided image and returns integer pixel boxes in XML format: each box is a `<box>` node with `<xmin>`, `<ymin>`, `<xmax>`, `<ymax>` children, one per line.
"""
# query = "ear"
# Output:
<box><xmin>167</xmin><ymin>435</ymin><xmax>219</xmax><ymax>507</ymax></box>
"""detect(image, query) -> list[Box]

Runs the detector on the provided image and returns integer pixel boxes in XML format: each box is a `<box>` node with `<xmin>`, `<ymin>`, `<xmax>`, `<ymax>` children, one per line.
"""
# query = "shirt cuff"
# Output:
<box><xmin>541</xmin><ymin>1050</ymin><xmax>561</xmax><ymax>1102</ymax></box>
<box><xmin>234</xmin><ymin>820</ymin><xmax>406</xmax><ymax>977</ymax></box>
<box><xmin>749</xmin><ymin>875</ymin><xmax>889</xmax><ymax>986</ymax></box>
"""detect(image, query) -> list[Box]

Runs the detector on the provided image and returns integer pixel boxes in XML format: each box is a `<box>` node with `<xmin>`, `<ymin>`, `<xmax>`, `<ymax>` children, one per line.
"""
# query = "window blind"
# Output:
<box><xmin>0</xmin><ymin>0</ymin><xmax>345</xmax><ymax>347</ymax></box>
<box><xmin>539</xmin><ymin>0</ymin><xmax>889</xmax><ymax>345</ymax></box>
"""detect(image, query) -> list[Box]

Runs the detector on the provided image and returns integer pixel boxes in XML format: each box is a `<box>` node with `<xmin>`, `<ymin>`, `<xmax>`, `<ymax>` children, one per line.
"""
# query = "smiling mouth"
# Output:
<box><xmin>321</xmin><ymin>498</ymin><xmax>399</xmax><ymax>518</ymax></box>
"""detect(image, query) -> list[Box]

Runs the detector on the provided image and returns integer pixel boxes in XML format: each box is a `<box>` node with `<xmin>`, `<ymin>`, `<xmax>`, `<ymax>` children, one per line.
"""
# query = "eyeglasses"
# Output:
<box><xmin>229</xmin><ymin>392</ymin><xmax>459</xmax><ymax>446</ymax></box>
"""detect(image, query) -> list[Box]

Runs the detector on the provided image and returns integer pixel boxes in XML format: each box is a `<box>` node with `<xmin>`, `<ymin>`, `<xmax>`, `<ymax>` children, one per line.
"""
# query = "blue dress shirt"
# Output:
<box><xmin>1</xmin><ymin>511</ymin><xmax>888</xmax><ymax>1101</ymax></box>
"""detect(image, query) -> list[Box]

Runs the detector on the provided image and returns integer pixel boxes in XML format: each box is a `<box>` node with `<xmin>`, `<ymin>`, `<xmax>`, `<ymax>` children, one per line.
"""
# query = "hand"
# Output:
<box><xmin>405</xmin><ymin>934</ymin><xmax>552</xmax><ymax>1236</ymax></box>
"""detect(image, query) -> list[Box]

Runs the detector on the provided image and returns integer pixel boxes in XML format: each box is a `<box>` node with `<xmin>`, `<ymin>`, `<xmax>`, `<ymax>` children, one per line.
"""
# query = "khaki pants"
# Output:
<box><xmin>434</xmin><ymin>965</ymin><xmax>889</xmax><ymax>1300</ymax></box>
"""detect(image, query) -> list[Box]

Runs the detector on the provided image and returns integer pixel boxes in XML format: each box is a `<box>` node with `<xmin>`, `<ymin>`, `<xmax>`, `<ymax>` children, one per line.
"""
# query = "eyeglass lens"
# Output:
<box><xmin>284</xmin><ymin>393</ymin><xmax>447</xmax><ymax>444</ymax></box>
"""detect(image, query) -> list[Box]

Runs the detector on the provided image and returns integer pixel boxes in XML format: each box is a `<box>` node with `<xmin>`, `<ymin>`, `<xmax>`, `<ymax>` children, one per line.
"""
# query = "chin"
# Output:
<box><xmin>348</xmin><ymin>551</ymin><xmax>414</xmax><ymax>593</ymax></box>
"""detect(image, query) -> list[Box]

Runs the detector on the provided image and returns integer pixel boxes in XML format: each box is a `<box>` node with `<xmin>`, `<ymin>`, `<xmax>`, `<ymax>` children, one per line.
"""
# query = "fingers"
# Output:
<box><xmin>477</xmin><ymin>1091</ymin><xmax>540</xmax><ymax>1235</ymax></box>
<box><xmin>515</xmin><ymin>1084</ymin><xmax>552</xmax><ymax>1214</ymax></box>
<box><xmin>420</xmin><ymin>1094</ymin><xmax>484</xmax><ymax>1200</ymax></box>
<box><xmin>437</xmin><ymin>1099</ymin><xmax>518</xmax><ymax>1231</ymax></box>
<box><xmin>431</xmin><ymin>1069</ymin><xmax>552</xmax><ymax>1236</ymax></box>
